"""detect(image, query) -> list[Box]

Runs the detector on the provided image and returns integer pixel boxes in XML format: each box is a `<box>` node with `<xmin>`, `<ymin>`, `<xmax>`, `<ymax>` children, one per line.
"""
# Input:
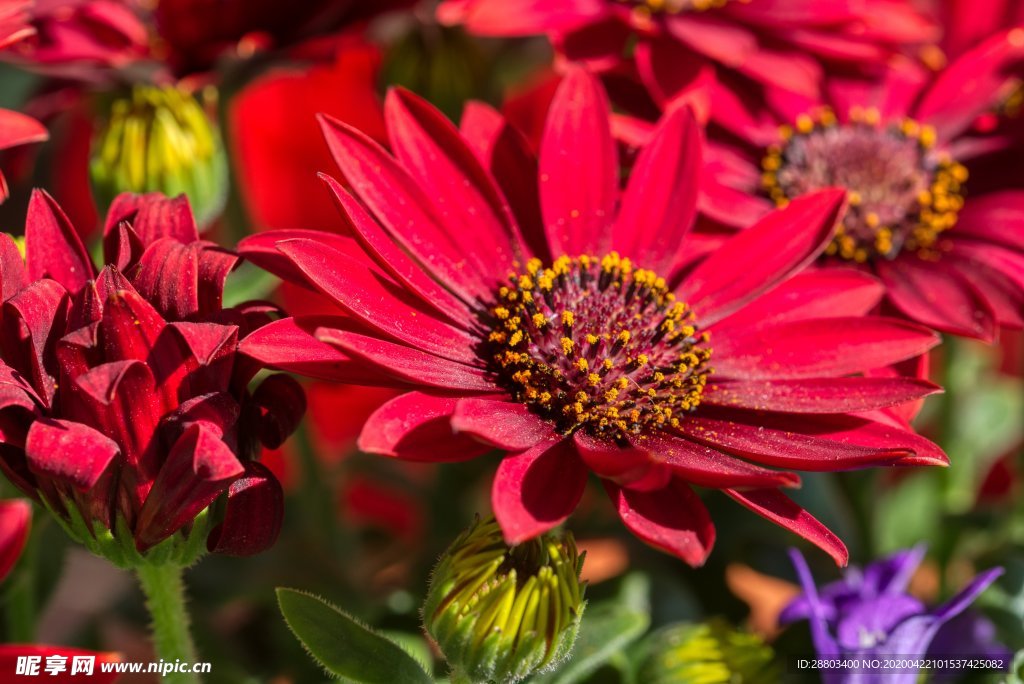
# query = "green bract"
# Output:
<box><xmin>424</xmin><ymin>516</ymin><xmax>586</xmax><ymax>684</ymax></box>
<box><xmin>90</xmin><ymin>85</ymin><xmax>228</xmax><ymax>226</ymax></box>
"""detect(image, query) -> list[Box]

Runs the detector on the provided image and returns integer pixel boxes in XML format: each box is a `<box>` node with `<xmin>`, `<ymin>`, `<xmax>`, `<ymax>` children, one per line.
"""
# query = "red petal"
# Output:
<box><xmin>632</xmin><ymin>432</ymin><xmax>800</xmax><ymax>488</ymax></box>
<box><xmin>539</xmin><ymin>67</ymin><xmax>618</xmax><ymax>257</ymax></box>
<box><xmin>0</xmin><ymin>109</ymin><xmax>48</xmax><ymax>150</ymax></box>
<box><xmin>677</xmin><ymin>412</ymin><xmax>939</xmax><ymax>470</ymax></box>
<box><xmin>954</xmin><ymin>190</ymin><xmax>1024</xmax><ymax>252</ymax></box>
<box><xmin>724</xmin><ymin>488</ymin><xmax>848</xmax><ymax>566</ymax></box>
<box><xmin>275</xmin><ymin>238</ymin><xmax>477</xmax><ymax>364</ymax></box>
<box><xmin>712</xmin><ymin>268</ymin><xmax>885</xmax><ymax>333</ymax></box>
<box><xmin>206</xmin><ymin>461</ymin><xmax>283</xmax><ymax>556</ymax></box>
<box><xmin>605</xmin><ymin>478</ymin><xmax>715</xmax><ymax>566</ymax></box>
<box><xmin>134</xmin><ymin>424</ymin><xmax>243</xmax><ymax>551</ymax></box>
<box><xmin>318</xmin><ymin>113</ymin><xmax>494</xmax><ymax>303</ymax></box>
<box><xmin>703</xmin><ymin>376</ymin><xmax>941</xmax><ymax>413</ymax></box>
<box><xmin>613</xmin><ymin>105</ymin><xmax>701</xmax><ymax>272</ymax></box>
<box><xmin>678</xmin><ymin>190</ymin><xmax>845</xmax><ymax>326</ymax></box>
<box><xmin>1</xmin><ymin>279</ymin><xmax>69</xmax><ymax>406</ymax></box>
<box><xmin>358</xmin><ymin>391</ymin><xmax>492</xmax><ymax>462</ymax></box>
<box><xmin>492</xmin><ymin>438</ymin><xmax>587</xmax><ymax>543</ymax></box>
<box><xmin>318</xmin><ymin>175</ymin><xmax>473</xmax><ymax>327</ymax></box>
<box><xmin>459</xmin><ymin>102</ymin><xmax>548</xmax><ymax>261</ymax></box>
<box><xmin>878</xmin><ymin>256</ymin><xmax>997</xmax><ymax>341</ymax></box>
<box><xmin>0</xmin><ymin>499</ymin><xmax>31</xmax><ymax>582</ymax></box>
<box><xmin>238</xmin><ymin>316</ymin><xmax>395</xmax><ymax>385</ymax></box>
<box><xmin>451</xmin><ymin>397</ymin><xmax>553</xmax><ymax>451</ymax></box>
<box><xmin>712</xmin><ymin>316</ymin><xmax>940</xmax><ymax>379</ymax></box>
<box><xmin>385</xmin><ymin>88</ymin><xmax>522</xmax><ymax>271</ymax></box>
<box><xmin>24</xmin><ymin>189</ymin><xmax>95</xmax><ymax>293</ymax></box>
<box><xmin>574</xmin><ymin>431</ymin><xmax>668</xmax><ymax>488</ymax></box>
<box><xmin>317</xmin><ymin>328</ymin><xmax>494</xmax><ymax>393</ymax></box>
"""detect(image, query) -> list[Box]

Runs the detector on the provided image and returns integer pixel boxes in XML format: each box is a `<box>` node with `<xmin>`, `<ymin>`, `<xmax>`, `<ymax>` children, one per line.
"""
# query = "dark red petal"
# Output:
<box><xmin>878</xmin><ymin>256</ymin><xmax>997</xmax><ymax>341</ymax></box>
<box><xmin>98</xmin><ymin>288</ymin><xmax>167</xmax><ymax>365</ymax></box>
<box><xmin>678</xmin><ymin>189</ymin><xmax>845</xmax><ymax>326</ymax></box>
<box><xmin>317</xmin><ymin>328</ymin><xmax>495</xmax><ymax>393</ymax></box>
<box><xmin>318</xmin><ymin>113</ymin><xmax>494</xmax><ymax>303</ymax></box>
<box><xmin>358</xmin><ymin>391</ymin><xmax>493</xmax><ymax>462</ymax></box>
<box><xmin>0</xmin><ymin>233</ymin><xmax>27</xmax><ymax>302</ymax></box>
<box><xmin>24</xmin><ymin>189</ymin><xmax>95</xmax><ymax>292</ymax></box>
<box><xmin>275</xmin><ymin>238</ymin><xmax>477</xmax><ymax>364</ymax></box>
<box><xmin>451</xmin><ymin>397</ymin><xmax>553</xmax><ymax>451</ymax></box>
<box><xmin>605</xmin><ymin>478</ymin><xmax>715</xmax><ymax>566</ymax></box>
<box><xmin>104</xmin><ymin>192</ymin><xmax>199</xmax><ymax>246</ymax></box>
<box><xmin>613</xmin><ymin>105</ymin><xmax>700</xmax><ymax>272</ymax></box>
<box><xmin>131</xmin><ymin>238</ymin><xmax>200</xmax><ymax>321</ymax></box>
<box><xmin>703</xmin><ymin>376</ymin><xmax>941</xmax><ymax>413</ymax></box>
<box><xmin>677</xmin><ymin>412</ymin><xmax>933</xmax><ymax>470</ymax></box>
<box><xmin>0</xmin><ymin>499</ymin><xmax>30</xmax><ymax>582</ymax></box>
<box><xmin>712</xmin><ymin>316</ymin><xmax>940</xmax><ymax>379</ymax></box>
<box><xmin>134</xmin><ymin>424</ymin><xmax>243</xmax><ymax>552</ymax></box>
<box><xmin>25</xmin><ymin>418</ymin><xmax>119</xmax><ymax>490</ymax></box>
<box><xmin>250</xmin><ymin>374</ymin><xmax>306</xmax><ymax>449</ymax></box>
<box><xmin>724</xmin><ymin>488</ymin><xmax>848</xmax><ymax>566</ymax></box>
<box><xmin>206</xmin><ymin>461</ymin><xmax>283</xmax><ymax>556</ymax></box>
<box><xmin>318</xmin><ymin>175</ymin><xmax>473</xmax><ymax>327</ymax></box>
<box><xmin>539</xmin><ymin>67</ymin><xmax>618</xmax><ymax>257</ymax></box>
<box><xmin>73</xmin><ymin>361</ymin><xmax>161</xmax><ymax>496</ymax></box>
<box><xmin>492</xmin><ymin>438</ymin><xmax>587</xmax><ymax>544</ymax></box>
<box><xmin>385</xmin><ymin>88</ymin><xmax>522</xmax><ymax>270</ymax></box>
<box><xmin>1</xmin><ymin>279</ymin><xmax>69</xmax><ymax>406</ymax></box>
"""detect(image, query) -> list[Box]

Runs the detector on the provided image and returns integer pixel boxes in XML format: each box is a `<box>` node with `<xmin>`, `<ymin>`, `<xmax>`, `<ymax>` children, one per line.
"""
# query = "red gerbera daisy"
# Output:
<box><xmin>436</xmin><ymin>0</ymin><xmax>936</xmax><ymax>118</ymax></box>
<box><xmin>239</xmin><ymin>68</ymin><xmax>947</xmax><ymax>567</ymax></box>
<box><xmin>688</xmin><ymin>28</ymin><xmax>1024</xmax><ymax>341</ymax></box>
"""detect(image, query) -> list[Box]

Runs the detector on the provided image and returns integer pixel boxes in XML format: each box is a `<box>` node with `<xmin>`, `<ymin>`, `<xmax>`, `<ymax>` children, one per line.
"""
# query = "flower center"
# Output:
<box><xmin>761</xmin><ymin>108</ymin><xmax>968</xmax><ymax>262</ymax></box>
<box><xmin>483</xmin><ymin>253</ymin><xmax>712</xmax><ymax>440</ymax></box>
<box><xmin>617</xmin><ymin>0</ymin><xmax>730</xmax><ymax>17</ymax></box>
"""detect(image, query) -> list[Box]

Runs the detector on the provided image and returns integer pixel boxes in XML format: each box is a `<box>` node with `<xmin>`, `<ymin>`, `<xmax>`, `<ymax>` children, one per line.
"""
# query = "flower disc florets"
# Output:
<box><xmin>761</xmin><ymin>107</ymin><xmax>968</xmax><ymax>262</ymax></box>
<box><xmin>483</xmin><ymin>253</ymin><xmax>711</xmax><ymax>440</ymax></box>
<box><xmin>616</xmin><ymin>0</ymin><xmax>731</xmax><ymax>18</ymax></box>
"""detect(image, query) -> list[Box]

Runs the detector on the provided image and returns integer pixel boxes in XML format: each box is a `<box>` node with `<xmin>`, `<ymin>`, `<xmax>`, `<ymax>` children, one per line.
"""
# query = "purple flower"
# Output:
<box><xmin>784</xmin><ymin>547</ymin><xmax>1007</xmax><ymax>684</ymax></box>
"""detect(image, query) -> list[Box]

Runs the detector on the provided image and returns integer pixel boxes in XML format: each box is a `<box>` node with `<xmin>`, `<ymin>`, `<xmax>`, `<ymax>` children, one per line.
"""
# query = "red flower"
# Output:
<box><xmin>690</xmin><ymin>28</ymin><xmax>1024</xmax><ymax>341</ymax></box>
<box><xmin>0</xmin><ymin>191</ymin><xmax>301</xmax><ymax>558</ymax></box>
<box><xmin>0</xmin><ymin>498</ymin><xmax>30</xmax><ymax>581</ymax></box>
<box><xmin>437</xmin><ymin>0</ymin><xmax>936</xmax><ymax>118</ymax></box>
<box><xmin>239</xmin><ymin>68</ymin><xmax>946</xmax><ymax>567</ymax></box>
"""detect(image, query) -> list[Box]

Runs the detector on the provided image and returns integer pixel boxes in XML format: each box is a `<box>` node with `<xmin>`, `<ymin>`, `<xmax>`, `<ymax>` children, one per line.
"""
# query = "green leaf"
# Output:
<box><xmin>276</xmin><ymin>588</ymin><xmax>433</xmax><ymax>684</ymax></box>
<box><xmin>531</xmin><ymin>574</ymin><xmax>651</xmax><ymax>684</ymax></box>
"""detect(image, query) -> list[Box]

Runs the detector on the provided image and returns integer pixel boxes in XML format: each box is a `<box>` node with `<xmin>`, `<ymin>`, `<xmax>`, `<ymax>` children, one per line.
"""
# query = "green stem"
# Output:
<box><xmin>135</xmin><ymin>563</ymin><xmax>201</xmax><ymax>684</ymax></box>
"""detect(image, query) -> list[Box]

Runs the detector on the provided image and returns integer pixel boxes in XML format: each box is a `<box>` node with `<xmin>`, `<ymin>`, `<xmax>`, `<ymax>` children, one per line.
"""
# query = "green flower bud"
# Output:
<box><xmin>636</xmin><ymin>619</ymin><xmax>781</xmax><ymax>684</ymax></box>
<box><xmin>90</xmin><ymin>85</ymin><xmax>228</xmax><ymax>226</ymax></box>
<box><xmin>424</xmin><ymin>516</ymin><xmax>586</xmax><ymax>684</ymax></box>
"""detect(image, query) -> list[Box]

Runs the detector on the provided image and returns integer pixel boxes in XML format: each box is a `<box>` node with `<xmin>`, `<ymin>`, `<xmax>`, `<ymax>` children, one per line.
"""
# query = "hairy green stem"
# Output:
<box><xmin>135</xmin><ymin>563</ymin><xmax>201</xmax><ymax>684</ymax></box>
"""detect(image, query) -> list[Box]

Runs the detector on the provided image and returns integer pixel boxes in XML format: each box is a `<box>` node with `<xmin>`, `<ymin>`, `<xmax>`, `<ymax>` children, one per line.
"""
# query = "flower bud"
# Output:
<box><xmin>424</xmin><ymin>516</ymin><xmax>585</xmax><ymax>684</ymax></box>
<box><xmin>636</xmin><ymin>619</ymin><xmax>780</xmax><ymax>684</ymax></box>
<box><xmin>90</xmin><ymin>85</ymin><xmax>228</xmax><ymax>226</ymax></box>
